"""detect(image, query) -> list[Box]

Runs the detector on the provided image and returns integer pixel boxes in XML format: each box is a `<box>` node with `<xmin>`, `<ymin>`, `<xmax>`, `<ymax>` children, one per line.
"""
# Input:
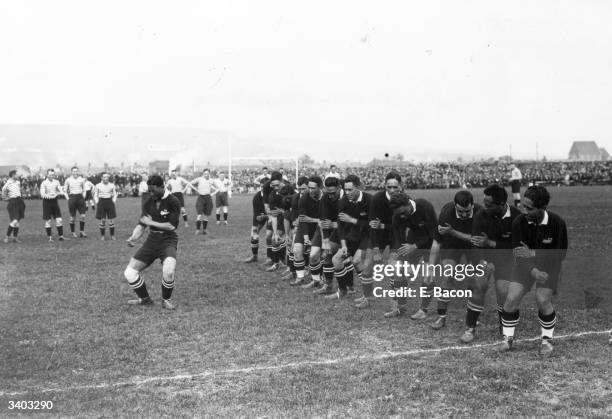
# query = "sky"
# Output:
<box><xmin>1</xmin><ymin>1</ymin><xmax>611</xmax><ymax>165</ymax></box>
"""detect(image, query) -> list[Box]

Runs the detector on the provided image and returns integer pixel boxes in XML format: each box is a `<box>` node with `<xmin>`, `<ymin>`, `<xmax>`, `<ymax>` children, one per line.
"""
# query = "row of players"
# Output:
<box><xmin>0</xmin><ymin>167</ymin><xmax>234</xmax><ymax>242</ymax></box>
<box><xmin>245</xmin><ymin>171</ymin><xmax>568</xmax><ymax>355</ymax></box>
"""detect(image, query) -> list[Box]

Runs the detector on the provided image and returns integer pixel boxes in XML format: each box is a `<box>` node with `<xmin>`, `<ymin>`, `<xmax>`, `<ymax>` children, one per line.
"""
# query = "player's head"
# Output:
<box><xmin>202</xmin><ymin>169</ymin><xmax>210</xmax><ymax>179</ymax></box>
<box><xmin>509</xmin><ymin>163</ymin><xmax>516</xmax><ymax>170</ymax></box>
<box><xmin>454</xmin><ymin>190</ymin><xmax>475</xmax><ymax>220</ymax></box>
<box><xmin>385</xmin><ymin>172</ymin><xmax>402</xmax><ymax>196</ymax></box>
<box><xmin>47</xmin><ymin>169</ymin><xmax>55</xmax><ymax>180</ymax></box>
<box><xmin>330</xmin><ymin>164</ymin><xmax>337</xmax><ymax>172</ymax></box>
<box><xmin>141</xmin><ymin>172</ymin><xmax>148</xmax><ymax>181</ymax></box>
<box><xmin>270</xmin><ymin>171</ymin><xmax>283</xmax><ymax>191</ymax></box>
<box><xmin>389</xmin><ymin>192</ymin><xmax>414</xmax><ymax>218</ymax></box>
<box><xmin>297</xmin><ymin>176</ymin><xmax>309</xmax><ymax>195</ymax></box>
<box><xmin>101</xmin><ymin>172</ymin><xmax>110</xmax><ymax>183</ymax></box>
<box><xmin>324</xmin><ymin>176</ymin><xmax>341</xmax><ymax>201</ymax></box>
<box><xmin>522</xmin><ymin>185</ymin><xmax>550</xmax><ymax>224</ymax></box>
<box><xmin>343</xmin><ymin>174</ymin><xmax>361</xmax><ymax>201</ymax></box>
<box><xmin>170</xmin><ymin>169</ymin><xmax>178</xmax><ymax>179</ymax></box>
<box><xmin>219</xmin><ymin>171</ymin><xmax>225</xmax><ymax>180</ymax></box>
<box><xmin>483</xmin><ymin>184</ymin><xmax>508</xmax><ymax>217</ymax></box>
<box><xmin>147</xmin><ymin>174</ymin><xmax>165</xmax><ymax>198</ymax></box>
<box><xmin>9</xmin><ymin>170</ymin><xmax>17</xmax><ymax>179</ymax></box>
<box><xmin>71</xmin><ymin>166</ymin><xmax>78</xmax><ymax>177</ymax></box>
<box><xmin>262</xmin><ymin>167</ymin><xmax>268</xmax><ymax>174</ymax></box>
<box><xmin>307</xmin><ymin>176</ymin><xmax>323</xmax><ymax>199</ymax></box>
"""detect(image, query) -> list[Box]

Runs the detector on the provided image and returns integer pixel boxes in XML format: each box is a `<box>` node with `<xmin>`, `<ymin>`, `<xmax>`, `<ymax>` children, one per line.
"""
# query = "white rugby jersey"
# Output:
<box><xmin>138</xmin><ymin>181</ymin><xmax>148</xmax><ymax>195</ymax></box>
<box><xmin>192</xmin><ymin>177</ymin><xmax>215</xmax><ymax>195</ymax></box>
<box><xmin>1</xmin><ymin>179</ymin><xmax>21</xmax><ymax>198</ymax></box>
<box><xmin>95</xmin><ymin>182</ymin><xmax>117</xmax><ymax>199</ymax></box>
<box><xmin>40</xmin><ymin>178</ymin><xmax>63</xmax><ymax>199</ymax></box>
<box><xmin>213</xmin><ymin>178</ymin><xmax>232</xmax><ymax>193</ymax></box>
<box><xmin>65</xmin><ymin>176</ymin><xmax>86</xmax><ymax>195</ymax></box>
<box><xmin>167</xmin><ymin>177</ymin><xmax>187</xmax><ymax>193</ymax></box>
<box><xmin>511</xmin><ymin>167</ymin><xmax>522</xmax><ymax>181</ymax></box>
<box><xmin>84</xmin><ymin>180</ymin><xmax>94</xmax><ymax>191</ymax></box>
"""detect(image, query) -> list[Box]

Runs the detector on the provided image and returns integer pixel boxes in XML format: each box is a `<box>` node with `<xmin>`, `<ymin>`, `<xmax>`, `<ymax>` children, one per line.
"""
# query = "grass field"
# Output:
<box><xmin>1</xmin><ymin>186</ymin><xmax>611</xmax><ymax>417</ymax></box>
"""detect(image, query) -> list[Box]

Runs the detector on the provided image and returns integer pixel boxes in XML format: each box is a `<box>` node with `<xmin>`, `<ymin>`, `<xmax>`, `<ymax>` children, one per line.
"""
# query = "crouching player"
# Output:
<box><xmin>333</xmin><ymin>175</ymin><xmax>374</xmax><ymax>304</ymax></box>
<box><xmin>244</xmin><ymin>179</ymin><xmax>269</xmax><ymax>263</ymax></box>
<box><xmin>123</xmin><ymin>174</ymin><xmax>181</xmax><ymax>310</ymax></box>
<box><xmin>499</xmin><ymin>185</ymin><xmax>568</xmax><ymax>354</ymax></box>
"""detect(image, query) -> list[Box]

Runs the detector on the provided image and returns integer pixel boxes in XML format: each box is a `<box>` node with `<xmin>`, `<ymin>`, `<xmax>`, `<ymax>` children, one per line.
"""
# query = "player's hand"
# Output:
<box><xmin>513</xmin><ymin>242</ymin><xmax>536</xmax><ymax>258</ymax></box>
<box><xmin>341</xmin><ymin>244</ymin><xmax>348</xmax><ymax>257</ymax></box>
<box><xmin>438</xmin><ymin>223</ymin><xmax>453</xmax><ymax>236</ymax></box>
<box><xmin>531</xmin><ymin>268</ymin><xmax>549</xmax><ymax>283</ymax></box>
<box><xmin>397</xmin><ymin>243</ymin><xmax>416</xmax><ymax>257</ymax></box>
<box><xmin>320</xmin><ymin>219</ymin><xmax>332</xmax><ymax>229</ymax></box>
<box><xmin>139</xmin><ymin>215</ymin><xmax>153</xmax><ymax>226</ymax></box>
<box><xmin>373</xmin><ymin>248</ymin><xmax>382</xmax><ymax>263</ymax></box>
<box><xmin>471</xmin><ymin>233</ymin><xmax>490</xmax><ymax>248</ymax></box>
<box><xmin>369</xmin><ymin>219</ymin><xmax>380</xmax><ymax>230</ymax></box>
<box><xmin>126</xmin><ymin>238</ymin><xmax>136</xmax><ymax>247</ymax></box>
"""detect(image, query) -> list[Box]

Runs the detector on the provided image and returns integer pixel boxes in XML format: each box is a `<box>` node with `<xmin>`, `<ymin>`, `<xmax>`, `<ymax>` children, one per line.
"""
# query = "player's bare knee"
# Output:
<box><xmin>124</xmin><ymin>266</ymin><xmax>139</xmax><ymax>283</ymax></box>
<box><xmin>55</xmin><ymin>218</ymin><xmax>62</xmax><ymax>226</ymax></box>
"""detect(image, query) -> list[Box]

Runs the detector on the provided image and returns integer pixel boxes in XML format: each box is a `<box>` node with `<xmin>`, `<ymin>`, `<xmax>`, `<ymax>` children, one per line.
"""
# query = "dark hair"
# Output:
<box><xmin>8</xmin><ymin>170</ymin><xmax>17</xmax><ymax>177</ymax></box>
<box><xmin>344</xmin><ymin>174</ymin><xmax>361</xmax><ymax>187</ymax></box>
<box><xmin>147</xmin><ymin>174</ymin><xmax>164</xmax><ymax>187</ymax></box>
<box><xmin>388</xmin><ymin>192</ymin><xmax>411</xmax><ymax>210</ymax></box>
<box><xmin>324</xmin><ymin>176</ymin><xmax>339</xmax><ymax>188</ymax></box>
<box><xmin>171</xmin><ymin>169</ymin><xmax>177</xmax><ymax>173</ymax></box>
<box><xmin>330</xmin><ymin>165</ymin><xmax>336</xmax><ymax>170</ymax></box>
<box><xmin>279</xmin><ymin>184</ymin><xmax>295</xmax><ymax>196</ymax></box>
<box><xmin>524</xmin><ymin>185</ymin><xmax>550</xmax><ymax>209</ymax></box>
<box><xmin>262</xmin><ymin>167</ymin><xmax>268</xmax><ymax>171</ymax></box>
<box><xmin>270</xmin><ymin>171</ymin><xmax>283</xmax><ymax>181</ymax></box>
<box><xmin>308</xmin><ymin>176</ymin><xmax>323</xmax><ymax>187</ymax></box>
<box><xmin>71</xmin><ymin>166</ymin><xmax>78</xmax><ymax>171</ymax></box>
<box><xmin>483</xmin><ymin>184</ymin><xmax>508</xmax><ymax>205</ymax></box>
<box><xmin>385</xmin><ymin>171</ymin><xmax>402</xmax><ymax>183</ymax></box>
<box><xmin>259</xmin><ymin>177</ymin><xmax>268</xmax><ymax>185</ymax></box>
<box><xmin>297</xmin><ymin>176</ymin><xmax>309</xmax><ymax>186</ymax></box>
<box><xmin>454</xmin><ymin>190</ymin><xmax>474</xmax><ymax>207</ymax></box>
<box><xmin>47</xmin><ymin>168</ymin><xmax>55</xmax><ymax>174</ymax></box>
<box><xmin>203</xmin><ymin>168</ymin><xmax>210</xmax><ymax>173</ymax></box>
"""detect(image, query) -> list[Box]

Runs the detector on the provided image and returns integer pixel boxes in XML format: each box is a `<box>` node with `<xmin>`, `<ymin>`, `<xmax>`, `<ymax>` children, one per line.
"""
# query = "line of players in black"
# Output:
<box><xmin>245</xmin><ymin>171</ymin><xmax>568</xmax><ymax>355</ymax></box>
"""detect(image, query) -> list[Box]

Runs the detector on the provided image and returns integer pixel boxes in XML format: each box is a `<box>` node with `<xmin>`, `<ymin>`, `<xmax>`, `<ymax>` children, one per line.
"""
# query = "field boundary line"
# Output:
<box><xmin>2</xmin><ymin>328</ymin><xmax>610</xmax><ymax>397</ymax></box>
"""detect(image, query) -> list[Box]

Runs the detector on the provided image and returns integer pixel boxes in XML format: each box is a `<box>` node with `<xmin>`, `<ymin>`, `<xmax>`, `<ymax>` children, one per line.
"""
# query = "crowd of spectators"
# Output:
<box><xmin>2</xmin><ymin>161</ymin><xmax>611</xmax><ymax>198</ymax></box>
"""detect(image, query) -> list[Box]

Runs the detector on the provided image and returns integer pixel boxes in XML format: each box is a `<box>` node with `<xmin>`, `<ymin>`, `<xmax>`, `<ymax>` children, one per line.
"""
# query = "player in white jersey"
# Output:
<box><xmin>138</xmin><ymin>173</ymin><xmax>149</xmax><ymax>204</ymax></box>
<box><xmin>166</xmin><ymin>170</ymin><xmax>189</xmax><ymax>227</ymax></box>
<box><xmin>213</xmin><ymin>171</ymin><xmax>232</xmax><ymax>225</ymax></box>
<box><xmin>84</xmin><ymin>178</ymin><xmax>95</xmax><ymax>210</ymax></box>
<box><xmin>64</xmin><ymin>166</ymin><xmax>88</xmax><ymax>238</ymax></box>
<box><xmin>185</xmin><ymin>169</ymin><xmax>218</xmax><ymax>235</ymax></box>
<box><xmin>94</xmin><ymin>173</ymin><xmax>118</xmax><ymax>240</ymax></box>
<box><xmin>40</xmin><ymin>169</ymin><xmax>68</xmax><ymax>242</ymax></box>
<box><xmin>255</xmin><ymin>167</ymin><xmax>271</xmax><ymax>184</ymax></box>
<box><xmin>509</xmin><ymin>163</ymin><xmax>522</xmax><ymax>207</ymax></box>
<box><xmin>2</xmin><ymin>170</ymin><xmax>26</xmax><ymax>243</ymax></box>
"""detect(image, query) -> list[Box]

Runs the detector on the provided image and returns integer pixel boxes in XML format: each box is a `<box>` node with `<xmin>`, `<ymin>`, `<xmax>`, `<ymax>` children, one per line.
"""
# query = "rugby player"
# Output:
<box><xmin>124</xmin><ymin>174</ymin><xmax>181</xmax><ymax>310</ymax></box>
<box><xmin>264</xmin><ymin>171</ymin><xmax>288</xmax><ymax>272</ymax></box>
<box><xmin>213</xmin><ymin>171</ymin><xmax>232</xmax><ymax>225</ymax></box>
<box><xmin>84</xmin><ymin>178</ymin><xmax>95</xmax><ymax>211</ymax></box>
<box><xmin>40</xmin><ymin>169</ymin><xmax>68</xmax><ymax>242</ymax></box>
<box><xmin>500</xmin><ymin>185</ymin><xmax>568</xmax><ymax>354</ymax></box>
<box><xmin>386</xmin><ymin>193</ymin><xmax>438</xmax><ymax>319</ymax></box>
<box><xmin>317</xmin><ymin>176</ymin><xmax>345</xmax><ymax>297</ymax></box>
<box><xmin>2</xmin><ymin>170</ymin><xmax>25</xmax><ymax>243</ymax></box>
<box><xmin>509</xmin><ymin>163</ymin><xmax>522</xmax><ymax>207</ymax></box>
<box><xmin>186</xmin><ymin>169</ymin><xmax>218</xmax><ymax>235</ymax></box>
<box><xmin>64</xmin><ymin>166</ymin><xmax>88</xmax><ymax>238</ymax></box>
<box><xmin>280</xmin><ymin>177</ymin><xmax>309</xmax><ymax>280</ymax></box>
<box><xmin>461</xmin><ymin>184</ymin><xmax>521</xmax><ymax>343</ymax></box>
<box><xmin>243</xmin><ymin>178</ymin><xmax>269</xmax><ymax>263</ymax></box>
<box><xmin>166</xmin><ymin>170</ymin><xmax>190</xmax><ymax>227</ymax></box>
<box><xmin>428</xmin><ymin>190</ymin><xmax>482</xmax><ymax>329</ymax></box>
<box><xmin>94</xmin><ymin>173</ymin><xmax>119</xmax><ymax>240</ymax></box>
<box><xmin>290</xmin><ymin>176</ymin><xmax>323</xmax><ymax>287</ymax></box>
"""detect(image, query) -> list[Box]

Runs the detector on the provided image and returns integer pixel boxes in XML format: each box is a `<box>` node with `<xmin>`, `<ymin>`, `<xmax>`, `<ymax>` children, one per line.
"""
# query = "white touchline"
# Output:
<box><xmin>1</xmin><ymin>329</ymin><xmax>610</xmax><ymax>397</ymax></box>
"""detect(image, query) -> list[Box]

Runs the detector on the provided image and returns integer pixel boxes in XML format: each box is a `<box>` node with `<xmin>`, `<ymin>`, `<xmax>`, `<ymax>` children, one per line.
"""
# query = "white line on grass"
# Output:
<box><xmin>1</xmin><ymin>328</ymin><xmax>610</xmax><ymax>397</ymax></box>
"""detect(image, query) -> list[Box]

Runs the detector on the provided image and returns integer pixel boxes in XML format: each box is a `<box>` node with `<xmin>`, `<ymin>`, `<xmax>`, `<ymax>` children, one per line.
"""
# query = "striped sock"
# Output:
<box><xmin>6</xmin><ymin>226</ymin><xmax>13</xmax><ymax>237</ymax></box>
<box><xmin>539</xmin><ymin>311</ymin><xmax>556</xmax><ymax>340</ymax></box>
<box><xmin>161</xmin><ymin>276</ymin><xmax>174</xmax><ymax>300</ymax></box>
<box><xmin>437</xmin><ymin>296</ymin><xmax>451</xmax><ymax>316</ymax></box>
<box><xmin>501</xmin><ymin>309</ymin><xmax>520</xmax><ymax>338</ymax></box>
<box><xmin>250</xmin><ymin>238</ymin><xmax>259</xmax><ymax>256</ymax></box>
<box><xmin>466</xmin><ymin>300</ymin><xmax>484</xmax><ymax>328</ymax></box>
<box><xmin>128</xmin><ymin>274</ymin><xmax>149</xmax><ymax>299</ymax></box>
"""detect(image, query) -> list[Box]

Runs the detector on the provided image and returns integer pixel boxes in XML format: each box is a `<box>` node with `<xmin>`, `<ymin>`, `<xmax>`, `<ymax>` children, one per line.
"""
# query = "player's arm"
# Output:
<box><xmin>63</xmin><ymin>178</ymin><xmax>70</xmax><ymax>195</ymax></box>
<box><xmin>59</xmin><ymin>182</ymin><xmax>69</xmax><ymax>199</ymax></box>
<box><xmin>428</xmin><ymin>239</ymin><xmax>440</xmax><ymax>265</ymax></box>
<box><xmin>126</xmin><ymin>224</ymin><xmax>146</xmax><ymax>246</ymax></box>
<box><xmin>1</xmin><ymin>183</ymin><xmax>8</xmax><ymax>200</ymax></box>
<box><xmin>185</xmin><ymin>179</ymin><xmax>199</xmax><ymax>193</ymax></box>
<box><xmin>112</xmin><ymin>184</ymin><xmax>118</xmax><ymax>202</ymax></box>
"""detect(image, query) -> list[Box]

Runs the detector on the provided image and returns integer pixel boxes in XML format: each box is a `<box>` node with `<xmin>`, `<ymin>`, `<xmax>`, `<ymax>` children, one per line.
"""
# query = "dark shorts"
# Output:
<box><xmin>133</xmin><ymin>232</ymin><xmax>178</xmax><ymax>267</ymax></box>
<box><xmin>266</xmin><ymin>214</ymin><xmax>285</xmax><ymax>233</ymax></box>
<box><xmin>346</xmin><ymin>235</ymin><xmax>372</xmax><ymax>256</ymax></box>
<box><xmin>173</xmin><ymin>192</ymin><xmax>185</xmax><ymax>207</ymax></box>
<box><xmin>196</xmin><ymin>195</ymin><xmax>213</xmax><ymax>216</ymax></box>
<box><xmin>96</xmin><ymin>198</ymin><xmax>117</xmax><ymax>219</ymax></box>
<box><xmin>85</xmin><ymin>190</ymin><xmax>93</xmax><ymax>200</ymax></box>
<box><xmin>7</xmin><ymin>197</ymin><xmax>25</xmax><ymax>221</ymax></box>
<box><xmin>511</xmin><ymin>263</ymin><xmax>559</xmax><ymax>291</ymax></box>
<box><xmin>372</xmin><ymin>228</ymin><xmax>394</xmax><ymax>250</ymax></box>
<box><xmin>439</xmin><ymin>248</ymin><xmax>474</xmax><ymax>264</ymax></box>
<box><xmin>511</xmin><ymin>180</ymin><xmax>521</xmax><ymax>193</ymax></box>
<box><xmin>68</xmin><ymin>194</ymin><xmax>87</xmax><ymax>216</ymax></box>
<box><xmin>215</xmin><ymin>191</ymin><xmax>229</xmax><ymax>207</ymax></box>
<box><xmin>294</xmin><ymin>223</ymin><xmax>318</xmax><ymax>244</ymax></box>
<box><xmin>42</xmin><ymin>198</ymin><xmax>62</xmax><ymax>220</ymax></box>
